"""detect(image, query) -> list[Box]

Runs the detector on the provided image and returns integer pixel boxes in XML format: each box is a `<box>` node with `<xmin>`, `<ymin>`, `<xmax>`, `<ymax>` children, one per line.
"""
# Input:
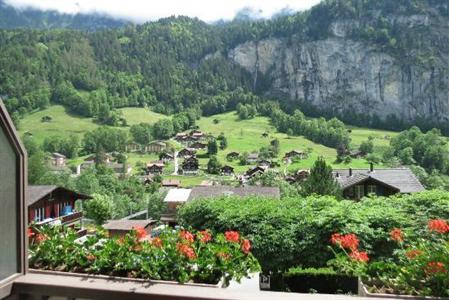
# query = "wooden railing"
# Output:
<box><xmin>61</xmin><ymin>211</ymin><xmax>83</xmax><ymax>224</ymax></box>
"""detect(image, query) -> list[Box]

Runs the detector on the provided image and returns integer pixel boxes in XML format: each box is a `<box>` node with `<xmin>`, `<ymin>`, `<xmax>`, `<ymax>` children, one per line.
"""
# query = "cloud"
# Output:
<box><xmin>4</xmin><ymin>0</ymin><xmax>322</xmax><ymax>23</ymax></box>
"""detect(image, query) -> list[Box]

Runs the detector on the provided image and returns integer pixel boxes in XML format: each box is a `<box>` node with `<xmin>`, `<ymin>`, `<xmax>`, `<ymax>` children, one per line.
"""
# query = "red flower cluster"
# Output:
<box><xmin>133</xmin><ymin>226</ymin><xmax>147</xmax><ymax>241</ymax></box>
<box><xmin>225</xmin><ymin>231</ymin><xmax>240</xmax><ymax>243</ymax></box>
<box><xmin>179</xmin><ymin>230</ymin><xmax>195</xmax><ymax>243</ymax></box>
<box><xmin>331</xmin><ymin>233</ymin><xmax>359</xmax><ymax>250</ymax></box>
<box><xmin>390</xmin><ymin>228</ymin><xmax>404</xmax><ymax>242</ymax></box>
<box><xmin>424</xmin><ymin>261</ymin><xmax>447</xmax><ymax>275</ymax></box>
<box><xmin>198</xmin><ymin>230</ymin><xmax>212</xmax><ymax>243</ymax></box>
<box><xmin>241</xmin><ymin>239</ymin><xmax>251</xmax><ymax>254</ymax></box>
<box><xmin>177</xmin><ymin>243</ymin><xmax>196</xmax><ymax>260</ymax></box>
<box><xmin>152</xmin><ymin>237</ymin><xmax>163</xmax><ymax>248</ymax></box>
<box><xmin>35</xmin><ymin>233</ymin><xmax>47</xmax><ymax>243</ymax></box>
<box><xmin>331</xmin><ymin>233</ymin><xmax>369</xmax><ymax>263</ymax></box>
<box><xmin>428</xmin><ymin>219</ymin><xmax>449</xmax><ymax>234</ymax></box>
<box><xmin>349</xmin><ymin>250</ymin><xmax>369</xmax><ymax>263</ymax></box>
<box><xmin>28</xmin><ymin>228</ymin><xmax>35</xmax><ymax>238</ymax></box>
<box><xmin>406</xmin><ymin>249</ymin><xmax>423</xmax><ymax>259</ymax></box>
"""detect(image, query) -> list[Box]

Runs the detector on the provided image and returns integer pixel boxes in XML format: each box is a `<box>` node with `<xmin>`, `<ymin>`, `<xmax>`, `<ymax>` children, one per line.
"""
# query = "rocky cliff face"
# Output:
<box><xmin>227</xmin><ymin>17</ymin><xmax>449</xmax><ymax>123</ymax></box>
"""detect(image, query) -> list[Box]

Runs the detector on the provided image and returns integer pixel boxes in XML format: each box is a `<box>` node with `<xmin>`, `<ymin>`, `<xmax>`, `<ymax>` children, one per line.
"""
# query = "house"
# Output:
<box><xmin>190</xmin><ymin>142</ymin><xmax>207</xmax><ymax>150</ymax></box>
<box><xmin>146</xmin><ymin>162</ymin><xmax>164</xmax><ymax>175</ymax></box>
<box><xmin>283</xmin><ymin>150</ymin><xmax>307</xmax><ymax>162</ymax></box>
<box><xmin>161</xmin><ymin>179</ymin><xmax>181</xmax><ymax>188</ymax></box>
<box><xmin>181</xmin><ymin>157</ymin><xmax>199</xmax><ymax>175</ymax></box>
<box><xmin>50</xmin><ymin>153</ymin><xmax>66</xmax><ymax>167</ymax></box>
<box><xmin>226</xmin><ymin>151</ymin><xmax>240</xmax><ymax>160</ymax></box>
<box><xmin>247</xmin><ymin>153</ymin><xmax>259</xmax><ymax>163</ymax></box>
<box><xmin>258</xmin><ymin>159</ymin><xmax>271</xmax><ymax>168</ymax></box>
<box><xmin>285</xmin><ymin>169</ymin><xmax>310</xmax><ymax>184</ymax></box>
<box><xmin>126</xmin><ymin>142</ymin><xmax>141</xmax><ymax>153</ymax></box>
<box><xmin>144</xmin><ymin>141</ymin><xmax>166</xmax><ymax>153</ymax></box>
<box><xmin>349</xmin><ymin>150</ymin><xmax>365</xmax><ymax>159</ymax></box>
<box><xmin>103</xmin><ymin>219</ymin><xmax>156</xmax><ymax>239</ymax></box>
<box><xmin>245</xmin><ymin>165</ymin><xmax>268</xmax><ymax>179</ymax></box>
<box><xmin>333</xmin><ymin>164</ymin><xmax>425</xmax><ymax>200</ymax></box>
<box><xmin>161</xmin><ymin>186</ymin><xmax>280</xmax><ymax>224</ymax></box>
<box><xmin>177</xmin><ymin>148</ymin><xmax>196</xmax><ymax>158</ymax></box>
<box><xmin>191</xmin><ymin>131</ymin><xmax>205</xmax><ymax>141</ymax></box>
<box><xmin>220</xmin><ymin>165</ymin><xmax>234</xmax><ymax>176</ymax></box>
<box><xmin>175</xmin><ymin>132</ymin><xmax>188</xmax><ymax>142</ymax></box>
<box><xmin>28</xmin><ymin>185</ymin><xmax>91</xmax><ymax>229</ymax></box>
<box><xmin>159</xmin><ymin>152</ymin><xmax>174</xmax><ymax>163</ymax></box>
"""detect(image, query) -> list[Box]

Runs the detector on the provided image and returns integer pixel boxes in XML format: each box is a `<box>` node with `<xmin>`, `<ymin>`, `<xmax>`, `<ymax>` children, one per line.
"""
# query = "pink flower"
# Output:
<box><xmin>428</xmin><ymin>219</ymin><xmax>449</xmax><ymax>234</ymax></box>
<box><xmin>241</xmin><ymin>239</ymin><xmax>251</xmax><ymax>254</ymax></box>
<box><xmin>225</xmin><ymin>231</ymin><xmax>240</xmax><ymax>243</ymax></box>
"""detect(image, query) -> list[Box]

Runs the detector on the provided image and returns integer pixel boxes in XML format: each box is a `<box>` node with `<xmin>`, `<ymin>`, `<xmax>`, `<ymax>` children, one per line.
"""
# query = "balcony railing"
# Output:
<box><xmin>61</xmin><ymin>211</ymin><xmax>83</xmax><ymax>224</ymax></box>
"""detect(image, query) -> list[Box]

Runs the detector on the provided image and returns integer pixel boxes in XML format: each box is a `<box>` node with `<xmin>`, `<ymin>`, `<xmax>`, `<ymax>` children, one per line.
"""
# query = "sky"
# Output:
<box><xmin>4</xmin><ymin>0</ymin><xmax>322</xmax><ymax>23</ymax></box>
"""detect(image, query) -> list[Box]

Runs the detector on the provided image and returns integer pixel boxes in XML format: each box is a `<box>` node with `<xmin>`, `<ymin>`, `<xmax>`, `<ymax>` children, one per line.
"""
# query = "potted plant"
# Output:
<box><xmin>28</xmin><ymin>226</ymin><xmax>260</xmax><ymax>287</ymax></box>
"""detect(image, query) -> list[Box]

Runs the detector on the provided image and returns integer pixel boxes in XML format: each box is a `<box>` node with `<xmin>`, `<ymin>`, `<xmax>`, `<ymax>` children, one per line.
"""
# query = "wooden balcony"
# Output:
<box><xmin>61</xmin><ymin>211</ymin><xmax>83</xmax><ymax>224</ymax></box>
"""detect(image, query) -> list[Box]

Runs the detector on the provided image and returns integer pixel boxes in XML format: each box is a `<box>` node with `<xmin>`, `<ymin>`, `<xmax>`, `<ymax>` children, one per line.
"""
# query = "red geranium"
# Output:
<box><xmin>152</xmin><ymin>237</ymin><xmax>163</xmax><ymax>248</ymax></box>
<box><xmin>28</xmin><ymin>228</ymin><xmax>35</xmax><ymax>238</ymax></box>
<box><xmin>35</xmin><ymin>233</ymin><xmax>47</xmax><ymax>243</ymax></box>
<box><xmin>177</xmin><ymin>243</ymin><xmax>196</xmax><ymax>260</ymax></box>
<box><xmin>349</xmin><ymin>250</ymin><xmax>369</xmax><ymax>263</ymax></box>
<box><xmin>424</xmin><ymin>261</ymin><xmax>447</xmax><ymax>275</ymax></box>
<box><xmin>406</xmin><ymin>249</ymin><xmax>423</xmax><ymax>259</ymax></box>
<box><xmin>179</xmin><ymin>230</ymin><xmax>195</xmax><ymax>243</ymax></box>
<box><xmin>241</xmin><ymin>239</ymin><xmax>251</xmax><ymax>254</ymax></box>
<box><xmin>198</xmin><ymin>230</ymin><xmax>212</xmax><ymax>243</ymax></box>
<box><xmin>390</xmin><ymin>228</ymin><xmax>404</xmax><ymax>242</ymax></box>
<box><xmin>133</xmin><ymin>226</ymin><xmax>147</xmax><ymax>241</ymax></box>
<box><xmin>428</xmin><ymin>219</ymin><xmax>449</xmax><ymax>234</ymax></box>
<box><xmin>225</xmin><ymin>231</ymin><xmax>240</xmax><ymax>243</ymax></box>
<box><xmin>331</xmin><ymin>233</ymin><xmax>359</xmax><ymax>250</ymax></box>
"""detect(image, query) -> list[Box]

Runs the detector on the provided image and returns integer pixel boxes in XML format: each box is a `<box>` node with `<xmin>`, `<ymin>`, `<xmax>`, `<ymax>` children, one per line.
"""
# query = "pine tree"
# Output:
<box><xmin>301</xmin><ymin>157</ymin><xmax>341</xmax><ymax>197</ymax></box>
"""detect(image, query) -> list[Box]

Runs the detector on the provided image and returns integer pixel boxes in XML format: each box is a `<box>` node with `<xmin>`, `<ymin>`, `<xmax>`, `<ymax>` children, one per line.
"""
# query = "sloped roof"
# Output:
<box><xmin>28</xmin><ymin>185</ymin><xmax>91</xmax><ymax>206</ymax></box>
<box><xmin>188</xmin><ymin>185</ymin><xmax>280</xmax><ymax>201</ymax></box>
<box><xmin>333</xmin><ymin>168</ymin><xmax>425</xmax><ymax>193</ymax></box>
<box><xmin>103</xmin><ymin>219</ymin><xmax>155</xmax><ymax>231</ymax></box>
<box><xmin>163</xmin><ymin>188</ymin><xmax>192</xmax><ymax>203</ymax></box>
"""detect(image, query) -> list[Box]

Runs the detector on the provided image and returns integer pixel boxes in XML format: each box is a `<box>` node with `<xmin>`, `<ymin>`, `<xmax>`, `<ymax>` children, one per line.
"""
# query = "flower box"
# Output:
<box><xmin>358</xmin><ymin>279</ymin><xmax>449</xmax><ymax>300</ymax></box>
<box><xmin>30</xmin><ymin>269</ymin><xmax>227</xmax><ymax>288</ymax></box>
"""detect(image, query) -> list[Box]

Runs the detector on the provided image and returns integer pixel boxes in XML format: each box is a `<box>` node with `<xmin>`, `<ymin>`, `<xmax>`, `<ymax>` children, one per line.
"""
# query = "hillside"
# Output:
<box><xmin>0</xmin><ymin>0</ymin><xmax>448</xmax><ymax>135</ymax></box>
<box><xmin>0</xmin><ymin>0</ymin><xmax>126</xmax><ymax>30</ymax></box>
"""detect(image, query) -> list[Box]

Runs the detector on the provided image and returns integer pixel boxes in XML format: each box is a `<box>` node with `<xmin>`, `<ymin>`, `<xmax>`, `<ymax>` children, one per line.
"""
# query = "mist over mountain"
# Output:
<box><xmin>0</xmin><ymin>0</ymin><xmax>127</xmax><ymax>30</ymax></box>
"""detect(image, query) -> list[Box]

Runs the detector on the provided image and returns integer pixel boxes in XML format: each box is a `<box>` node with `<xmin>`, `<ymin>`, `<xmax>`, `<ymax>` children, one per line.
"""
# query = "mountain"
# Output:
<box><xmin>0</xmin><ymin>0</ymin><xmax>448</xmax><ymax>132</ymax></box>
<box><xmin>0</xmin><ymin>0</ymin><xmax>127</xmax><ymax>30</ymax></box>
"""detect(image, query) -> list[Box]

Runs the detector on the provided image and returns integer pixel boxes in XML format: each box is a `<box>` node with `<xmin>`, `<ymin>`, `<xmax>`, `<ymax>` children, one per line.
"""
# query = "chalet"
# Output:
<box><xmin>138</xmin><ymin>175</ymin><xmax>154</xmax><ymax>185</ymax></box>
<box><xmin>103</xmin><ymin>219</ymin><xmax>156</xmax><ymax>239</ymax></box>
<box><xmin>28</xmin><ymin>185</ymin><xmax>91</xmax><ymax>229</ymax></box>
<box><xmin>177</xmin><ymin>148</ymin><xmax>196</xmax><ymax>158</ymax></box>
<box><xmin>220</xmin><ymin>165</ymin><xmax>234</xmax><ymax>176</ymax></box>
<box><xmin>286</xmin><ymin>169</ymin><xmax>310</xmax><ymax>184</ymax></box>
<box><xmin>283</xmin><ymin>150</ymin><xmax>307</xmax><ymax>162</ymax></box>
<box><xmin>258</xmin><ymin>159</ymin><xmax>271</xmax><ymax>168</ymax></box>
<box><xmin>84</xmin><ymin>153</ymin><xmax>113</xmax><ymax>164</ymax></box>
<box><xmin>161</xmin><ymin>179</ymin><xmax>181</xmax><ymax>188</ymax></box>
<box><xmin>144</xmin><ymin>141</ymin><xmax>167</xmax><ymax>153</ymax></box>
<box><xmin>146</xmin><ymin>162</ymin><xmax>164</xmax><ymax>175</ymax></box>
<box><xmin>191</xmin><ymin>132</ymin><xmax>205</xmax><ymax>140</ymax></box>
<box><xmin>226</xmin><ymin>151</ymin><xmax>240</xmax><ymax>160</ymax></box>
<box><xmin>126</xmin><ymin>142</ymin><xmax>141</xmax><ymax>153</ymax></box>
<box><xmin>181</xmin><ymin>158</ymin><xmax>199</xmax><ymax>175</ymax></box>
<box><xmin>175</xmin><ymin>133</ymin><xmax>188</xmax><ymax>142</ymax></box>
<box><xmin>349</xmin><ymin>150</ymin><xmax>365</xmax><ymax>159</ymax></box>
<box><xmin>190</xmin><ymin>142</ymin><xmax>207</xmax><ymax>150</ymax></box>
<box><xmin>159</xmin><ymin>152</ymin><xmax>174</xmax><ymax>162</ymax></box>
<box><xmin>247</xmin><ymin>153</ymin><xmax>259</xmax><ymax>164</ymax></box>
<box><xmin>162</xmin><ymin>186</ymin><xmax>280</xmax><ymax>224</ymax></box>
<box><xmin>50</xmin><ymin>153</ymin><xmax>66</xmax><ymax>167</ymax></box>
<box><xmin>333</xmin><ymin>164</ymin><xmax>425</xmax><ymax>200</ymax></box>
<box><xmin>245</xmin><ymin>165</ymin><xmax>268</xmax><ymax>179</ymax></box>
<box><xmin>109</xmin><ymin>163</ymin><xmax>133</xmax><ymax>177</ymax></box>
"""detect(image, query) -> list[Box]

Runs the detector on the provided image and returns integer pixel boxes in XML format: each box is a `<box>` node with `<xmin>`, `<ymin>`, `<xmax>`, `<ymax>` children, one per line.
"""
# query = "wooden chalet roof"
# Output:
<box><xmin>188</xmin><ymin>186</ymin><xmax>280</xmax><ymax>201</ymax></box>
<box><xmin>28</xmin><ymin>185</ymin><xmax>91</xmax><ymax>206</ymax></box>
<box><xmin>333</xmin><ymin>168</ymin><xmax>425</xmax><ymax>193</ymax></box>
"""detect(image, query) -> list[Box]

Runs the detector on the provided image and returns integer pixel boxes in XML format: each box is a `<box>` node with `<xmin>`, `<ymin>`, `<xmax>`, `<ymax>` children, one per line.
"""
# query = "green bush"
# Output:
<box><xmin>178</xmin><ymin>191</ymin><xmax>449</xmax><ymax>273</ymax></box>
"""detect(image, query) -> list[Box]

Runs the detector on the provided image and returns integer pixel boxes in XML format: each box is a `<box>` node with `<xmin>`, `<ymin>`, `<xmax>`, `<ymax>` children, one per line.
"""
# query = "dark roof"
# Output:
<box><xmin>103</xmin><ymin>219</ymin><xmax>155</xmax><ymax>231</ymax></box>
<box><xmin>188</xmin><ymin>186</ymin><xmax>280</xmax><ymax>201</ymax></box>
<box><xmin>28</xmin><ymin>185</ymin><xmax>91</xmax><ymax>206</ymax></box>
<box><xmin>333</xmin><ymin>168</ymin><xmax>425</xmax><ymax>193</ymax></box>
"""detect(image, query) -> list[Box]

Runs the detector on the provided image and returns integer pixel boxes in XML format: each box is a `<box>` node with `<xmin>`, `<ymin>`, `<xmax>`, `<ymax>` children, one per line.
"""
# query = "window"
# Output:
<box><xmin>34</xmin><ymin>207</ymin><xmax>45</xmax><ymax>222</ymax></box>
<box><xmin>367</xmin><ymin>185</ymin><xmax>377</xmax><ymax>195</ymax></box>
<box><xmin>355</xmin><ymin>185</ymin><xmax>364</xmax><ymax>199</ymax></box>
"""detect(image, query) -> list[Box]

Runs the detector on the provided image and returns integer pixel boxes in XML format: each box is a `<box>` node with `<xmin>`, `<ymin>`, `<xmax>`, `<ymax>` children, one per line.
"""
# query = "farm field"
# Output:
<box><xmin>18</xmin><ymin>105</ymin><xmax>167</xmax><ymax>144</ymax></box>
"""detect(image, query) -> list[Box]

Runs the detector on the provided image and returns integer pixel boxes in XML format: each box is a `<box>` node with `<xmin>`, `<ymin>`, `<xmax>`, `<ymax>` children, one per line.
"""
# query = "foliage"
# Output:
<box><xmin>82</xmin><ymin>126</ymin><xmax>128</xmax><ymax>154</ymax></box>
<box><xmin>207</xmin><ymin>138</ymin><xmax>218</xmax><ymax>156</ymax></box>
<box><xmin>43</xmin><ymin>135</ymin><xmax>80</xmax><ymax>158</ymax></box>
<box><xmin>28</xmin><ymin>226</ymin><xmax>260</xmax><ymax>285</ymax></box>
<box><xmin>207</xmin><ymin>155</ymin><xmax>221</xmax><ymax>174</ymax></box>
<box><xmin>84</xmin><ymin>193</ymin><xmax>114</xmax><ymax>225</ymax></box>
<box><xmin>301</xmin><ymin>157</ymin><xmax>341</xmax><ymax>197</ymax></box>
